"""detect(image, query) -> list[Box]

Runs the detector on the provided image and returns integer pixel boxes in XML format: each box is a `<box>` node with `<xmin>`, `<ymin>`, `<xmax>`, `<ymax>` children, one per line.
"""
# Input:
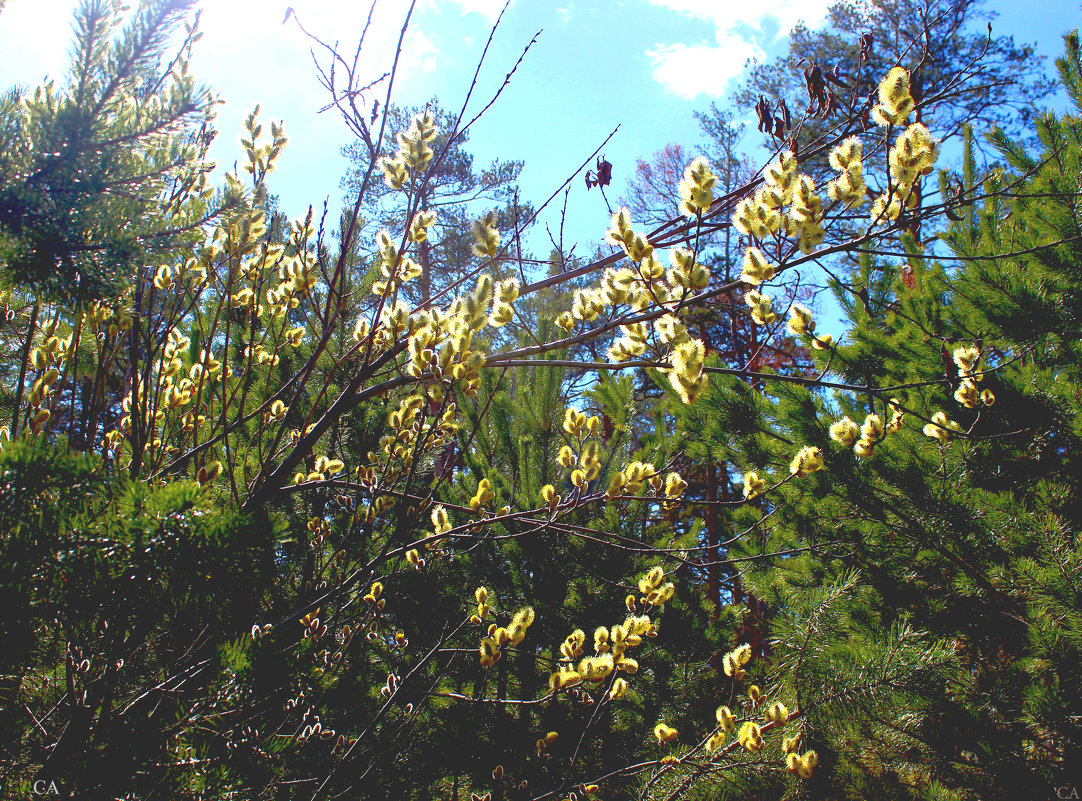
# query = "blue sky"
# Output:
<box><xmin>1</xmin><ymin>0</ymin><xmax>1079</xmax><ymax>257</ymax></box>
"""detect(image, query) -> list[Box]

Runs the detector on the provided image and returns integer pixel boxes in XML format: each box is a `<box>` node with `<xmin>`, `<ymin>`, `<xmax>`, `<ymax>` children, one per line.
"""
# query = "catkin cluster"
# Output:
<box><xmin>951</xmin><ymin>344</ymin><xmax>995</xmax><ymax>409</ymax></box>
<box><xmin>566</xmin><ymin>205</ymin><xmax>712</xmax><ymax>404</ymax></box>
<box><xmin>830</xmin><ymin>400</ymin><xmax>904</xmax><ymax>459</ymax></box>
<box><xmin>547</xmin><ymin>566</ymin><xmax>669</xmax><ymax>694</ymax></box>
<box><xmin>378</xmin><ymin>110</ymin><xmax>437</xmax><ymax>188</ymax></box>
<box><xmin>477</xmin><ymin>597</ymin><xmax>536</xmax><ymax>668</ymax></box>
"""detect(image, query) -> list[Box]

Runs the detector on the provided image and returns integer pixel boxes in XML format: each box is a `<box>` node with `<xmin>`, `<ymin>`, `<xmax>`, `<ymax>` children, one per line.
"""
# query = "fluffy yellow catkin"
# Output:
<box><xmin>744</xmin><ymin>290</ymin><xmax>776</xmax><ymax>326</ymax></box>
<box><xmin>668</xmin><ymin>339</ymin><xmax>708</xmax><ymax>404</ymax></box>
<box><xmin>827</xmin><ymin>138</ymin><xmax>867</xmax><ymax>208</ymax></box>
<box><xmin>786</xmin><ymin>304</ymin><xmax>814</xmax><ymax>336</ymax></box>
<box><xmin>923</xmin><ymin>411</ymin><xmax>961</xmax><ymax>442</ymax></box>
<box><xmin>830</xmin><ymin>417</ymin><xmax>860</xmax><ymax>447</ymax></box>
<box><xmin>737</xmin><ymin>720</ymin><xmax>764</xmax><ymax>752</ymax></box>
<box><xmin>653</xmin><ymin>722</ymin><xmax>678</xmax><ymax>743</ymax></box>
<box><xmin>789</xmin><ymin>446</ymin><xmax>825</xmax><ymax>477</ymax></box>
<box><xmin>872</xmin><ymin>66</ymin><xmax>915</xmax><ymax>126</ymax></box>
<box><xmin>741</xmin><ymin>247</ymin><xmax>775</xmax><ymax>286</ymax></box>
<box><xmin>677</xmin><ymin>157</ymin><xmax>717</xmax><ymax>217</ymax></box>
<box><xmin>743</xmin><ymin>471</ymin><xmax>766</xmax><ymax>499</ymax></box>
<box><xmin>715</xmin><ymin>705</ymin><xmax>737</xmax><ymax>732</ymax></box>
<box><xmin>471</xmin><ymin>214</ymin><xmax>501</xmax><ymax>259</ymax></box>
<box><xmin>786</xmin><ymin>749</ymin><xmax>819</xmax><ymax>778</ymax></box>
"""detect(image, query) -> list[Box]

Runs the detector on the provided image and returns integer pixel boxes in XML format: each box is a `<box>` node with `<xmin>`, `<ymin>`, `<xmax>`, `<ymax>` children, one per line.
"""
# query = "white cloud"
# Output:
<box><xmin>0</xmin><ymin>0</ymin><xmax>80</xmax><ymax>84</ymax></box>
<box><xmin>194</xmin><ymin>1</ymin><xmax>436</xmax><ymax>83</ymax></box>
<box><xmin>411</xmin><ymin>30</ymin><xmax>440</xmax><ymax>73</ymax></box>
<box><xmin>444</xmin><ymin>0</ymin><xmax>512</xmax><ymax>23</ymax></box>
<box><xmin>0</xmin><ymin>0</ymin><xmax>475</xmax><ymax>221</ymax></box>
<box><xmin>0</xmin><ymin>0</ymin><xmax>508</xmax><ymax>219</ymax></box>
<box><xmin>643</xmin><ymin>0</ymin><xmax>834</xmax><ymax>98</ymax></box>
<box><xmin>645</xmin><ymin>0</ymin><xmax>832</xmax><ymax>35</ymax></box>
<box><xmin>647</xmin><ymin>32</ymin><xmax>763</xmax><ymax>101</ymax></box>
<box><xmin>556</xmin><ymin>3</ymin><xmax>573</xmax><ymax>23</ymax></box>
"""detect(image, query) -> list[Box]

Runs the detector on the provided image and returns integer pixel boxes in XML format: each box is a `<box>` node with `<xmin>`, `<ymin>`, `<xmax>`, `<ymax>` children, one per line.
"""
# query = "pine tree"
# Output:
<box><xmin>0</xmin><ymin>0</ymin><xmax>218</xmax><ymax>302</ymax></box>
<box><xmin>621</xmin><ymin>110</ymin><xmax>815</xmax><ymax>622</ymax></box>
<box><xmin>0</xmin><ymin>438</ymin><xmax>271</xmax><ymax>795</ymax></box>
<box><xmin>673</xmin><ymin>33</ymin><xmax>1082</xmax><ymax>799</ymax></box>
<box><xmin>6</xmin><ymin>3</ymin><xmax>1079</xmax><ymax>799</ymax></box>
<box><xmin>342</xmin><ymin>100</ymin><xmax>533</xmax><ymax>305</ymax></box>
<box><xmin>735</xmin><ymin>0</ymin><xmax>1055</xmax><ymax>254</ymax></box>
<box><xmin>737</xmin><ymin>0</ymin><xmax>1054</xmax><ymax>157</ymax></box>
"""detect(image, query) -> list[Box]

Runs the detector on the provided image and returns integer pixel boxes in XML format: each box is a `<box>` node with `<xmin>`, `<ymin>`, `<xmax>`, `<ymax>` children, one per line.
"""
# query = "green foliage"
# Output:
<box><xmin>343</xmin><ymin>100</ymin><xmax>533</xmax><ymax>304</ymax></box>
<box><xmin>686</xmin><ymin>35</ymin><xmax>1082</xmax><ymax>797</ymax></box>
<box><xmin>0</xmin><ymin>437</ymin><xmax>271</xmax><ymax>795</ymax></box>
<box><xmin>0</xmin><ymin>0</ymin><xmax>218</xmax><ymax>302</ymax></box>
<box><xmin>3</xmin><ymin>4</ymin><xmax>1082</xmax><ymax>800</ymax></box>
<box><xmin>737</xmin><ymin>0</ymin><xmax>1055</xmax><ymax>156</ymax></box>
